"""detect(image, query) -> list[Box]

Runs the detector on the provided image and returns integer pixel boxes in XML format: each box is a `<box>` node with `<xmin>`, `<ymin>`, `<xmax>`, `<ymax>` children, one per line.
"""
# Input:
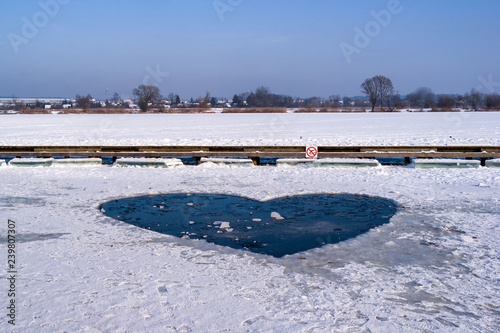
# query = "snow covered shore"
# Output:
<box><xmin>0</xmin><ymin>113</ymin><xmax>499</xmax><ymax>332</ymax></box>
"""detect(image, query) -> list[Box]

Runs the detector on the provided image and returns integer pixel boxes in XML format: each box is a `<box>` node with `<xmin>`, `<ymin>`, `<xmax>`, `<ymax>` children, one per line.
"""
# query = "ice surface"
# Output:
<box><xmin>116</xmin><ymin>158</ymin><xmax>183</xmax><ymax>168</ymax></box>
<box><xmin>8</xmin><ymin>158</ymin><xmax>53</xmax><ymax>167</ymax></box>
<box><xmin>1</xmin><ymin>165</ymin><xmax>498</xmax><ymax>332</ymax></box>
<box><xmin>0</xmin><ymin>113</ymin><xmax>499</xmax><ymax>332</ymax></box>
<box><xmin>413</xmin><ymin>159</ymin><xmax>481</xmax><ymax>168</ymax></box>
<box><xmin>276</xmin><ymin>158</ymin><xmax>314</xmax><ymax>166</ymax></box>
<box><xmin>52</xmin><ymin>158</ymin><xmax>102</xmax><ymax>166</ymax></box>
<box><xmin>486</xmin><ymin>158</ymin><xmax>500</xmax><ymax>167</ymax></box>
<box><xmin>0</xmin><ymin>159</ymin><xmax>6</xmax><ymax>167</ymax></box>
<box><xmin>313</xmin><ymin>158</ymin><xmax>380</xmax><ymax>167</ymax></box>
<box><xmin>270</xmin><ymin>211</ymin><xmax>285</xmax><ymax>221</ymax></box>
<box><xmin>200</xmin><ymin>158</ymin><xmax>254</xmax><ymax>166</ymax></box>
<box><xmin>1</xmin><ymin>112</ymin><xmax>499</xmax><ymax>146</ymax></box>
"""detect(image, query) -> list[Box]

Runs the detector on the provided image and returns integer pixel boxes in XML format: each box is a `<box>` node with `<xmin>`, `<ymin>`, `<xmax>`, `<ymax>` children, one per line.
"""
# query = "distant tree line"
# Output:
<box><xmin>71</xmin><ymin>83</ymin><xmax>500</xmax><ymax>112</ymax></box>
<box><xmin>8</xmin><ymin>80</ymin><xmax>500</xmax><ymax>112</ymax></box>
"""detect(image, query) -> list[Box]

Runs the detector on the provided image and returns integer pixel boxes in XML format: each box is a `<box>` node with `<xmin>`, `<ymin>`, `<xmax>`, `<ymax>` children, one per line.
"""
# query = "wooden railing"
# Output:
<box><xmin>1</xmin><ymin>145</ymin><xmax>499</xmax><ymax>165</ymax></box>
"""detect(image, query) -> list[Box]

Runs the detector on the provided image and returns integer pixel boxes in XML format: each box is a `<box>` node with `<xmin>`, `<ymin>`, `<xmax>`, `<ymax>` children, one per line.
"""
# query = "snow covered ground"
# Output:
<box><xmin>1</xmin><ymin>113</ymin><xmax>499</xmax><ymax>332</ymax></box>
<box><xmin>1</xmin><ymin>112</ymin><xmax>499</xmax><ymax>146</ymax></box>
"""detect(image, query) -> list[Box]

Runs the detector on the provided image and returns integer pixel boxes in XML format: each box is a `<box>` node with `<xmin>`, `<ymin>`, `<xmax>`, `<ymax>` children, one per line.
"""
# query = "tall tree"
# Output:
<box><xmin>361</xmin><ymin>78</ymin><xmax>379</xmax><ymax>112</ymax></box>
<box><xmin>465</xmin><ymin>89</ymin><xmax>483</xmax><ymax>111</ymax></box>
<box><xmin>485</xmin><ymin>93</ymin><xmax>500</xmax><ymax>109</ymax></box>
<box><xmin>167</xmin><ymin>93</ymin><xmax>175</xmax><ymax>103</ymax></box>
<box><xmin>76</xmin><ymin>94</ymin><xmax>92</xmax><ymax>111</ymax></box>
<box><xmin>210</xmin><ymin>97</ymin><xmax>218</xmax><ymax>107</ymax></box>
<box><xmin>437</xmin><ymin>95</ymin><xmax>456</xmax><ymax>109</ymax></box>
<box><xmin>387</xmin><ymin>92</ymin><xmax>404</xmax><ymax>112</ymax></box>
<box><xmin>361</xmin><ymin>75</ymin><xmax>394</xmax><ymax>112</ymax></box>
<box><xmin>198</xmin><ymin>91</ymin><xmax>211</xmax><ymax>108</ymax></box>
<box><xmin>328</xmin><ymin>95</ymin><xmax>341</xmax><ymax>108</ymax></box>
<box><xmin>406</xmin><ymin>87</ymin><xmax>435</xmax><ymax>108</ymax></box>
<box><xmin>132</xmin><ymin>85</ymin><xmax>162</xmax><ymax>112</ymax></box>
<box><xmin>379</xmin><ymin>77</ymin><xmax>395</xmax><ymax>111</ymax></box>
<box><xmin>11</xmin><ymin>95</ymin><xmax>24</xmax><ymax>111</ymax></box>
<box><xmin>112</xmin><ymin>92</ymin><xmax>122</xmax><ymax>104</ymax></box>
<box><xmin>232</xmin><ymin>94</ymin><xmax>241</xmax><ymax>106</ymax></box>
<box><xmin>254</xmin><ymin>86</ymin><xmax>271</xmax><ymax>107</ymax></box>
<box><xmin>343</xmin><ymin>96</ymin><xmax>353</xmax><ymax>107</ymax></box>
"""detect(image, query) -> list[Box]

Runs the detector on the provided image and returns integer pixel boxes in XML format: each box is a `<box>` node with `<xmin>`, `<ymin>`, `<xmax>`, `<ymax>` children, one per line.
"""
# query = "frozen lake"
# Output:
<box><xmin>1</xmin><ymin>112</ymin><xmax>500</xmax><ymax>146</ymax></box>
<box><xmin>0</xmin><ymin>113</ymin><xmax>499</xmax><ymax>332</ymax></box>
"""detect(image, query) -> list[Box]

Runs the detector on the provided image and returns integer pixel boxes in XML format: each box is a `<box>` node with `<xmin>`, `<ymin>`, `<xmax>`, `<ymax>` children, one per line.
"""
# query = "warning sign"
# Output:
<box><xmin>306</xmin><ymin>146</ymin><xmax>318</xmax><ymax>159</ymax></box>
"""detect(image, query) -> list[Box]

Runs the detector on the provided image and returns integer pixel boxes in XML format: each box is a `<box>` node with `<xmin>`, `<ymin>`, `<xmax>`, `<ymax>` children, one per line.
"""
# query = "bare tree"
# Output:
<box><xmin>112</xmin><ymin>92</ymin><xmax>122</xmax><ymax>104</ymax></box>
<box><xmin>167</xmin><ymin>93</ymin><xmax>175</xmax><ymax>103</ymax></box>
<box><xmin>437</xmin><ymin>95</ymin><xmax>456</xmax><ymax>109</ymax></box>
<box><xmin>198</xmin><ymin>91</ymin><xmax>211</xmax><ymax>108</ymax></box>
<box><xmin>11</xmin><ymin>95</ymin><xmax>22</xmax><ymax>111</ymax></box>
<box><xmin>328</xmin><ymin>95</ymin><xmax>341</xmax><ymax>108</ymax></box>
<box><xmin>132</xmin><ymin>85</ymin><xmax>162</xmax><ymax>112</ymax></box>
<box><xmin>387</xmin><ymin>92</ymin><xmax>405</xmax><ymax>112</ymax></box>
<box><xmin>465</xmin><ymin>89</ymin><xmax>483</xmax><ymax>111</ymax></box>
<box><xmin>76</xmin><ymin>94</ymin><xmax>92</xmax><ymax>111</ymax></box>
<box><xmin>343</xmin><ymin>96</ymin><xmax>353</xmax><ymax>108</ymax></box>
<box><xmin>254</xmin><ymin>86</ymin><xmax>271</xmax><ymax>107</ymax></box>
<box><xmin>485</xmin><ymin>93</ymin><xmax>500</xmax><ymax>110</ymax></box>
<box><xmin>232</xmin><ymin>94</ymin><xmax>242</xmax><ymax>106</ymax></box>
<box><xmin>361</xmin><ymin>75</ymin><xmax>394</xmax><ymax>112</ymax></box>
<box><xmin>379</xmin><ymin>77</ymin><xmax>395</xmax><ymax>111</ymax></box>
<box><xmin>406</xmin><ymin>87</ymin><xmax>436</xmax><ymax>108</ymax></box>
<box><xmin>361</xmin><ymin>78</ymin><xmax>379</xmax><ymax>112</ymax></box>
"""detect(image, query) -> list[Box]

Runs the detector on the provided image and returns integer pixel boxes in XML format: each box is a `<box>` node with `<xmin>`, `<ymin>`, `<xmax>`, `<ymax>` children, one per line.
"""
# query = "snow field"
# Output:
<box><xmin>1</xmin><ymin>112</ymin><xmax>499</xmax><ymax>332</ymax></box>
<box><xmin>0</xmin><ymin>165</ymin><xmax>499</xmax><ymax>332</ymax></box>
<box><xmin>1</xmin><ymin>112</ymin><xmax>499</xmax><ymax>147</ymax></box>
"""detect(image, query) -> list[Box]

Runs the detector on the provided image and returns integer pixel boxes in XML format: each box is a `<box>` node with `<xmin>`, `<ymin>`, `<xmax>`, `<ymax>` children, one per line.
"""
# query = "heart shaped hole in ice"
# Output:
<box><xmin>100</xmin><ymin>193</ymin><xmax>397</xmax><ymax>257</ymax></box>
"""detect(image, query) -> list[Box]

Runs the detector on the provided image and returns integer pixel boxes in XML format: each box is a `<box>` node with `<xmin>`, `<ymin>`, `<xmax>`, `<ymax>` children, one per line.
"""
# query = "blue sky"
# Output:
<box><xmin>2</xmin><ymin>0</ymin><xmax>500</xmax><ymax>100</ymax></box>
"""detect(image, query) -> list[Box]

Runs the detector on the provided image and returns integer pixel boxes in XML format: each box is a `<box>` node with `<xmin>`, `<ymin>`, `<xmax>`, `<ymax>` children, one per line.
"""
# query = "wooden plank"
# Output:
<box><xmin>1</xmin><ymin>146</ymin><xmax>500</xmax><ymax>160</ymax></box>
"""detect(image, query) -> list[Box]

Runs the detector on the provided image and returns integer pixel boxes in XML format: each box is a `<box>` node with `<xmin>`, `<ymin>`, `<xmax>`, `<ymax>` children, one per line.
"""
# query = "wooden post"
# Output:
<box><xmin>251</xmin><ymin>157</ymin><xmax>261</xmax><ymax>166</ymax></box>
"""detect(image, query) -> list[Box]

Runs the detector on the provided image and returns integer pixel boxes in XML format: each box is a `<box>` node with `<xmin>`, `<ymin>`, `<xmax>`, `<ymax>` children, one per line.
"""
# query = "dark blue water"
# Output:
<box><xmin>100</xmin><ymin>193</ymin><xmax>397</xmax><ymax>257</ymax></box>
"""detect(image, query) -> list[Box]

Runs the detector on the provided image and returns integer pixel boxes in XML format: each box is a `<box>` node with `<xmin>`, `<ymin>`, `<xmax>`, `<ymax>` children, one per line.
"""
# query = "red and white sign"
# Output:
<box><xmin>306</xmin><ymin>146</ymin><xmax>318</xmax><ymax>159</ymax></box>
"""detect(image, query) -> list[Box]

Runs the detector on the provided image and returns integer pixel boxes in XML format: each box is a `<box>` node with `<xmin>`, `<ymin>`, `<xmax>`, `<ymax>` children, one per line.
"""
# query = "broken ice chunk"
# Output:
<box><xmin>271</xmin><ymin>212</ymin><xmax>285</xmax><ymax>221</ymax></box>
<box><xmin>219</xmin><ymin>222</ymin><xmax>231</xmax><ymax>230</ymax></box>
<box><xmin>213</xmin><ymin>221</ymin><xmax>232</xmax><ymax>232</ymax></box>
